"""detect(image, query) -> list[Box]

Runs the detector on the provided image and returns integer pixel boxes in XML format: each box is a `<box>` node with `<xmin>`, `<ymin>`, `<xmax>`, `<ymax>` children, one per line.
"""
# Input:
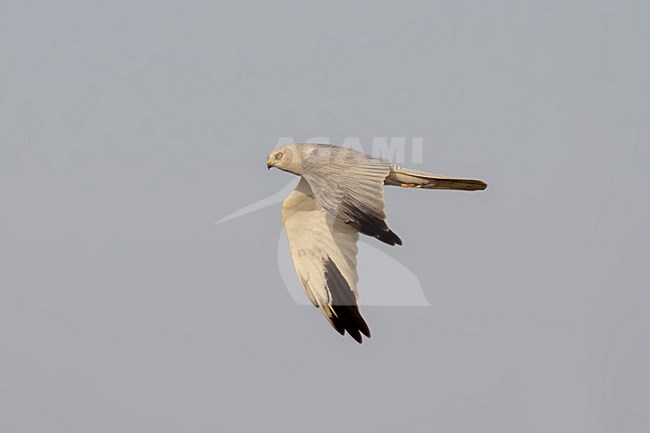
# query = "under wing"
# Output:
<box><xmin>281</xmin><ymin>178</ymin><xmax>370</xmax><ymax>343</ymax></box>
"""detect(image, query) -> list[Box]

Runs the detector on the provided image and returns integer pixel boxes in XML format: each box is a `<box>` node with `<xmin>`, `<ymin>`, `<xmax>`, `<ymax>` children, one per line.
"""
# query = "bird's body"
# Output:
<box><xmin>268</xmin><ymin>143</ymin><xmax>486</xmax><ymax>343</ymax></box>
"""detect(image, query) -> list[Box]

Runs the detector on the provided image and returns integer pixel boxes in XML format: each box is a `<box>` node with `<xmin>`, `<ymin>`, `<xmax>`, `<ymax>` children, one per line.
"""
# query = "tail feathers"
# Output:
<box><xmin>385</xmin><ymin>165</ymin><xmax>487</xmax><ymax>191</ymax></box>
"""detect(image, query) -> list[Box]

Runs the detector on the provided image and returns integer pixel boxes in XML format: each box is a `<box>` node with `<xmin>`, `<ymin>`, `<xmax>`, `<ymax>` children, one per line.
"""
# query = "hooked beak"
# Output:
<box><xmin>267</xmin><ymin>159</ymin><xmax>273</xmax><ymax>170</ymax></box>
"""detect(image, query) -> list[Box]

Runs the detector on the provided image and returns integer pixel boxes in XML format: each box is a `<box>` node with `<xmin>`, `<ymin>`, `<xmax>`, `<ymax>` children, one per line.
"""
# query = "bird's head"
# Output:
<box><xmin>267</xmin><ymin>144</ymin><xmax>304</xmax><ymax>175</ymax></box>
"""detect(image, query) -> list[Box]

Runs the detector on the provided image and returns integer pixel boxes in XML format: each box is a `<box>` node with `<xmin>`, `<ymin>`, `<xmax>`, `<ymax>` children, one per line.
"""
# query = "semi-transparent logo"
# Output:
<box><xmin>216</xmin><ymin>137</ymin><xmax>431</xmax><ymax>306</ymax></box>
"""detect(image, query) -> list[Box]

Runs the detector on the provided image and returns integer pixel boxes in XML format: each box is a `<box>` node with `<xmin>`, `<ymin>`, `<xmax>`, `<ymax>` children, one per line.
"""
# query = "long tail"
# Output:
<box><xmin>385</xmin><ymin>165</ymin><xmax>487</xmax><ymax>191</ymax></box>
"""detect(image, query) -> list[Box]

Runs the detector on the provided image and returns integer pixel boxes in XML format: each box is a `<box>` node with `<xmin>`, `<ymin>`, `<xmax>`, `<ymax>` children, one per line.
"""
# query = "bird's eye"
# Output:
<box><xmin>275</xmin><ymin>152</ymin><xmax>283</xmax><ymax>160</ymax></box>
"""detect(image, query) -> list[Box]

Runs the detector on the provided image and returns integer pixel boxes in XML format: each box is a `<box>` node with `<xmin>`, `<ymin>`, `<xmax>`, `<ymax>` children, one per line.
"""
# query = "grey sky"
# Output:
<box><xmin>1</xmin><ymin>1</ymin><xmax>649</xmax><ymax>432</ymax></box>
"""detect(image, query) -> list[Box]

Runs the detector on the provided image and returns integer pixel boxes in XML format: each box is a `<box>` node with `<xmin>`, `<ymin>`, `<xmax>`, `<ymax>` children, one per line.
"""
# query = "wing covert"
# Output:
<box><xmin>301</xmin><ymin>145</ymin><xmax>402</xmax><ymax>246</ymax></box>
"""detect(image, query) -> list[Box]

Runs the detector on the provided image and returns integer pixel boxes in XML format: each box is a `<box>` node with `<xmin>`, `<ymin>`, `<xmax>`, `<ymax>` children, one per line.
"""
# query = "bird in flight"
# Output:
<box><xmin>267</xmin><ymin>143</ymin><xmax>487</xmax><ymax>343</ymax></box>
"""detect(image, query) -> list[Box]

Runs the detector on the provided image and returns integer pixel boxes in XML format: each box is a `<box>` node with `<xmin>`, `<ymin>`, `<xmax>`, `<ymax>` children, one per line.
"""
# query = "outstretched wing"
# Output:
<box><xmin>301</xmin><ymin>145</ymin><xmax>402</xmax><ymax>246</ymax></box>
<box><xmin>281</xmin><ymin>178</ymin><xmax>370</xmax><ymax>343</ymax></box>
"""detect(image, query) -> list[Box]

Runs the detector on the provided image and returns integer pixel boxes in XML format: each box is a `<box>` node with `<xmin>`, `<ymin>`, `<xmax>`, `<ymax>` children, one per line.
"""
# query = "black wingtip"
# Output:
<box><xmin>376</xmin><ymin>229</ymin><xmax>402</xmax><ymax>246</ymax></box>
<box><xmin>329</xmin><ymin>304</ymin><xmax>372</xmax><ymax>344</ymax></box>
<box><xmin>328</xmin><ymin>304</ymin><xmax>372</xmax><ymax>344</ymax></box>
<box><xmin>347</xmin><ymin>326</ymin><xmax>362</xmax><ymax>344</ymax></box>
<box><xmin>345</xmin><ymin>206</ymin><xmax>402</xmax><ymax>247</ymax></box>
<box><xmin>323</xmin><ymin>257</ymin><xmax>373</xmax><ymax>343</ymax></box>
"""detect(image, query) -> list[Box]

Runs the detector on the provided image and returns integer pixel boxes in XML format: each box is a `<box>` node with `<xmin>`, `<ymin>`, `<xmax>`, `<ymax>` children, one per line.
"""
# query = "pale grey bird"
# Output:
<box><xmin>267</xmin><ymin>143</ymin><xmax>487</xmax><ymax>343</ymax></box>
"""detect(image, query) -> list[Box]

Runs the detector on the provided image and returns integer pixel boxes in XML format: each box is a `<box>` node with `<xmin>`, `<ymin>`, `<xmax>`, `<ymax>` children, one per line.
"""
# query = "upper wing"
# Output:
<box><xmin>301</xmin><ymin>145</ymin><xmax>402</xmax><ymax>246</ymax></box>
<box><xmin>281</xmin><ymin>178</ymin><xmax>370</xmax><ymax>343</ymax></box>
